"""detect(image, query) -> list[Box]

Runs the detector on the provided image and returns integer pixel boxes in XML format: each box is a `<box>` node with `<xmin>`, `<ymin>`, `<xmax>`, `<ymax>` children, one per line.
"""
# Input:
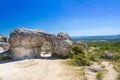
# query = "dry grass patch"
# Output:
<box><xmin>96</xmin><ymin>69</ymin><xmax>107</xmax><ymax>80</ymax></box>
<box><xmin>74</xmin><ymin>67</ymin><xmax>87</xmax><ymax>80</ymax></box>
<box><xmin>113</xmin><ymin>63</ymin><xmax>120</xmax><ymax>72</ymax></box>
<box><xmin>113</xmin><ymin>62</ymin><xmax>120</xmax><ymax>80</ymax></box>
<box><xmin>117</xmin><ymin>74</ymin><xmax>120</xmax><ymax>80</ymax></box>
<box><xmin>64</xmin><ymin>60</ymin><xmax>87</xmax><ymax>80</ymax></box>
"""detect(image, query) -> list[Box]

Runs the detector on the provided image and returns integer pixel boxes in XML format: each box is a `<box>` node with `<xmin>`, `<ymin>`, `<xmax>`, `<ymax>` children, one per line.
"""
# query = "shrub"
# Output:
<box><xmin>69</xmin><ymin>44</ymin><xmax>90</xmax><ymax>66</ymax></box>
<box><xmin>72</xmin><ymin>45</ymin><xmax>85</xmax><ymax>55</ymax></box>
<box><xmin>114</xmin><ymin>54</ymin><xmax>120</xmax><ymax>60</ymax></box>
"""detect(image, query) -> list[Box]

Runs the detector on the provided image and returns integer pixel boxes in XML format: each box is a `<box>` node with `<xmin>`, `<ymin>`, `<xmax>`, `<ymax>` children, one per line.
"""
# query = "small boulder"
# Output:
<box><xmin>103</xmin><ymin>50</ymin><xmax>114</xmax><ymax>59</ymax></box>
<box><xmin>88</xmin><ymin>66</ymin><xmax>101</xmax><ymax>72</ymax></box>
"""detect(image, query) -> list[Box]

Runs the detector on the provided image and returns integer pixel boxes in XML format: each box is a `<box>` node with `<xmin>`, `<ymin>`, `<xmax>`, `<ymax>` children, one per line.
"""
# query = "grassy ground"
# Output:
<box><xmin>96</xmin><ymin>69</ymin><xmax>107</xmax><ymax>80</ymax></box>
<box><xmin>112</xmin><ymin>61</ymin><xmax>120</xmax><ymax>80</ymax></box>
<box><xmin>64</xmin><ymin>60</ymin><xmax>87</xmax><ymax>80</ymax></box>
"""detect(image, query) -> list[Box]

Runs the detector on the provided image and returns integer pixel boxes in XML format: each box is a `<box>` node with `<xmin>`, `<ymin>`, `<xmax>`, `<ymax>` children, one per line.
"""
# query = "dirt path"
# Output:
<box><xmin>85</xmin><ymin>68</ymin><xmax>97</xmax><ymax>80</ymax></box>
<box><xmin>0</xmin><ymin>59</ymin><xmax>117</xmax><ymax>80</ymax></box>
<box><xmin>84</xmin><ymin>63</ymin><xmax>98</xmax><ymax>80</ymax></box>
<box><xmin>0</xmin><ymin>59</ymin><xmax>80</xmax><ymax>80</ymax></box>
<box><xmin>85</xmin><ymin>62</ymin><xmax>118</xmax><ymax>80</ymax></box>
<box><xmin>101</xmin><ymin>62</ymin><xmax>118</xmax><ymax>80</ymax></box>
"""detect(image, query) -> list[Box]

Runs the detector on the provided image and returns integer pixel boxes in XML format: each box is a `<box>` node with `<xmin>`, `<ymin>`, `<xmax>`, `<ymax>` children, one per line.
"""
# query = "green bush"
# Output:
<box><xmin>72</xmin><ymin>45</ymin><xmax>84</xmax><ymax>54</ymax></box>
<box><xmin>114</xmin><ymin>54</ymin><xmax>120</xmax><ymax>60</ymax></box>
<box><xmin>69</xmin><ymin>44</ymin><xmax>90</xmax><ymax>66</ymax></box>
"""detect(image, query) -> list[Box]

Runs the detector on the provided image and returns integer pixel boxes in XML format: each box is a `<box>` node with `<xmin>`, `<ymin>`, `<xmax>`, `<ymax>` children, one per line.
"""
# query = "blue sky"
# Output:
<box><xmin>0</xmin><ymin>0</ymin><xmax>120</xmax><ymax>36</ymax></box>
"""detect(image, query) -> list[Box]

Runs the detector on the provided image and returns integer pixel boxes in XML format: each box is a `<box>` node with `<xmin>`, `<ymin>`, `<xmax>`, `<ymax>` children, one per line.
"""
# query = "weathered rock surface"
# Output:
<box><xmin>103</xmin><ymin>50</ymin><xmax>114</xmax><ymax>59</ymax></box>
<box><xmin>88</xmin><ymin>66</ymin><xmax>101</xmax><ymax>72</ymax></box>
<box><xmin>9</xmin><ymin>28</ymin><xmax>72</xmax><ymax>59</ymax></box>
<box><xmin>0</xmin><ymin>47</ymin><xmax>4</xmax><ymax>53</ymax></box>
<box><xmin>0</xmin><ymin>42</ymin><xmax>9</xmax><ymax>50</ymax></box>
<box><xmin>0</xmin><ymin>35</ymin><xmax>10</xmax><ymax>60</ymax></box>
<box><xmin>0</xmin><ymin>35</ymin><xmax>8</xmax><ymax>42</ymax></box>
<box><xmin>0</xmin><ymin>35</ymin><xmax>9</xmax><ymax>50</ymax></box>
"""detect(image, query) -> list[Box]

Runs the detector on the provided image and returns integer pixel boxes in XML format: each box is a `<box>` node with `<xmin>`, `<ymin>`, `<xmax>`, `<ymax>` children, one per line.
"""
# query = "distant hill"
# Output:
<box><xmin>72</xmin><ymin>34</ymin><xmax>120</xmax><ymax>42</ymax></box>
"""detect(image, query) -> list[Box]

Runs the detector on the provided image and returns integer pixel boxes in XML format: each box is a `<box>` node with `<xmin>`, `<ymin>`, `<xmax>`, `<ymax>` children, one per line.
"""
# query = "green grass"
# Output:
<box><xmin>64</xmin><ymin>61</ymin><xmax>87</xmax><ymax>80</ymax></box>
<box><xmin>113</xmin><ymin>62</ymin><xmax>120</xmax><ymax>80</ymax></box>
<box><xmin>74</xmin><ymin>67</ymin><xmax>87</xmax><ymax>80</ymax></box>
<box><xmin>114</xmin><ymin>64</ymin><xmax>120</xmax><ymax>72</ymax></box>
<box><xmin>65</xmin><ymin>59</ymin><xmax>79</xmax><ymax>66</ymax></box>
<box><xmin>117</xmin><ymin>74</ymin><xmax>120</xmax><ymax>80</ymax></box>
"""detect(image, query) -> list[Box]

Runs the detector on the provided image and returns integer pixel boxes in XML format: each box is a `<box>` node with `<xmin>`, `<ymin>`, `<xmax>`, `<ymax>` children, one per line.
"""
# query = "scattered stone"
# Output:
<box><xmin>88</xmin><ymin>66</ymin><xmax>101</xmax><ymax>72</ymax></box>
<box><xmin>103</xmin><ymin>50</ymin><xmax>114</xmax><ymax>59</ymax></box>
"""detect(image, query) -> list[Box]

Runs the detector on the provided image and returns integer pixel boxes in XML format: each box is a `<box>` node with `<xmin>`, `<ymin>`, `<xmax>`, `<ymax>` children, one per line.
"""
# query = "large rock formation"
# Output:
<box><xmin>0</xmin><ymin>35</ymin><xmax>9</xmax><ymax>51</ymax></box>
<box><xmin>0</xmin><ymin>35</ymin><xmax>8</xmax><ymax>42</ymax></box>
<box><xmin>0</xmin><ymin>35</ymin><xmax>10</xmax><ymax>60</ymax></box>
<box><xmin>9</xmin><ymin>28</ymin><xmax>72</xmax><ymax>59</ymax></box>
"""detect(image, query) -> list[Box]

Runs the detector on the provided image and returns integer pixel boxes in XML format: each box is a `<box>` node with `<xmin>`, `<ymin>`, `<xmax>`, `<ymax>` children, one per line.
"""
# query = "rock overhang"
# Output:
<box><xmin>9</xmin><ymin>27</ymin><xmax>72</xmax><ymax>59</ymax></box>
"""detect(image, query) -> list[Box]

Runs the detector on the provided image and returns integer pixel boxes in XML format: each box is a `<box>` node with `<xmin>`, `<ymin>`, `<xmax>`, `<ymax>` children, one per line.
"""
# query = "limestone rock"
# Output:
<box><xmin>103</xmin><ymin>50</ymin><xmax>114</xmax><ymax>59</ymax></box>
<box><xmin>0</xmin><ymin>35</ymin><xmax>9</xmax><ymax>50</ymax></box>
<box><xmin>0</xmin><ymin>47</ymin><xmax>4</xmax><ymax>53</ymax></box>
<box><xmin>0</xmin><ymin>35</ymin><xmax>8</xmax><ymax>42</ymax></box>
<box><xmin>88</xmin><ymin>66</ymin><xmax>101</xmax><ymax>72</ymax></box>
<box><xmin>9</xmin><ymin>27</ymin><xmax>72</xmax><ymax>59</ymax></box>
<box><xmin>0</xmin><ymin>50</ymin><xmax>12</xmax><ymax>60</ymax></box>
<box><xmin>0</xmin><ymin>42</ymin><xmax>9</xmax><ymax>50</ymax></box>
<box><xmin>0</xmin><ymin>35</ymin><xmax>10</xmax><ymax>60</ymax></box>
<box><xmin>57</xmin><ymin>32</ymin><xmax>71</xmax><ymax>40</ymax></box>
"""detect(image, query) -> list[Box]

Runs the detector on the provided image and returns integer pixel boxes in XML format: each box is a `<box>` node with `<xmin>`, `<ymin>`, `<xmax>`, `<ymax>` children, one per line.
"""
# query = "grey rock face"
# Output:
<box><xmin>9</xmin><ymin>27</ymin><xmax>72</xmax><ymax>59</ymax></box>
<box><xmin>88</xmin><ymin>66</ymin><xmax>101</xmax><ymax>72</ymax></box>
<box><xmin>57</xmin><ymin>32</ymin><xmax>71</xmax><ymax>40</ymax></box>
<box><xmin>0</xmin><ymin>47</ymin><xmax>4</xmax><ymax>53</ymax></box>
<box><xmin>0</xmin><ymin>42</ymin><xmax>9</xmax><ymax>50</ymax></box>
<box><xmin>0</xmin><ymin>36</ymin><xmax>8</xmax><ymax>42</ymax></box>
<box><xmin>0</xmin><ymin>35</ymin><xmax>10</xmax><ymax>60</ymax></box>
<box><xmin>0</xmin><ymin>35</ymin><xmax>9</xmax><ymax>50</ymax></box>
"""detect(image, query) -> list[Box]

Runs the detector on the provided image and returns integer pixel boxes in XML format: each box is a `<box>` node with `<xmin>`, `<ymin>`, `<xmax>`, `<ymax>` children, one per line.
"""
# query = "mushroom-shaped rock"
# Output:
<box><xmin>9</xmin><ymin>27</ymin><xmax>72</xmax><ymax>59</ymax></box>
